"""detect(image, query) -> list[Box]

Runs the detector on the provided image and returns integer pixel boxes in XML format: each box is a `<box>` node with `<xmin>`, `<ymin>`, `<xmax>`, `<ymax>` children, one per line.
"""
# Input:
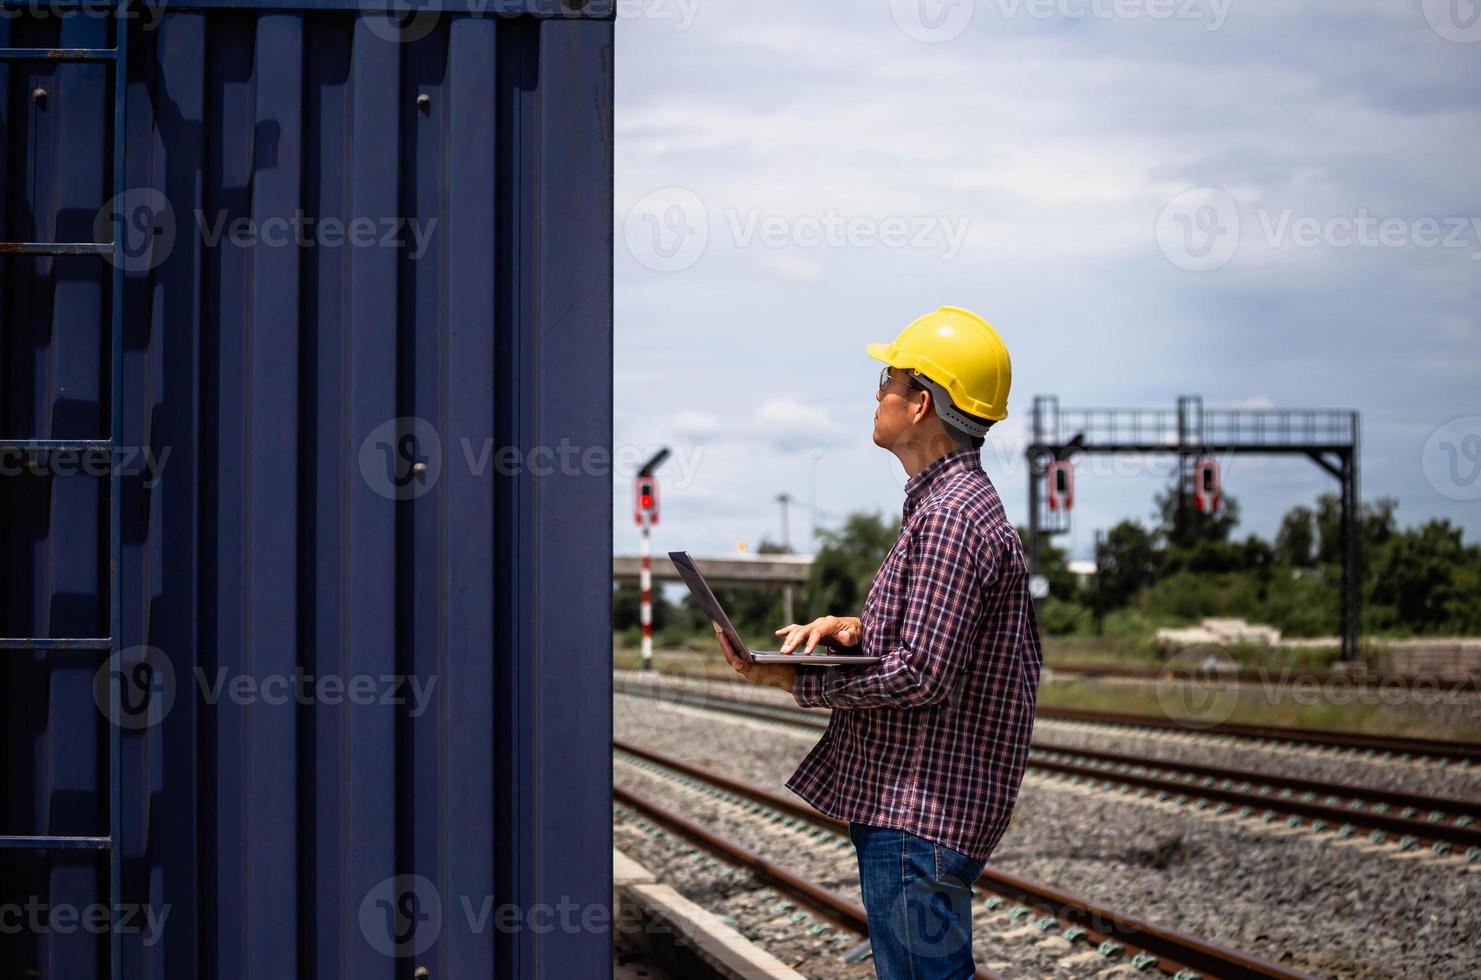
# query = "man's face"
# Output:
<box><xmin>873</xmin><ymin>366</ymin><xmax>924</xmax><ymax>448</ymax></box>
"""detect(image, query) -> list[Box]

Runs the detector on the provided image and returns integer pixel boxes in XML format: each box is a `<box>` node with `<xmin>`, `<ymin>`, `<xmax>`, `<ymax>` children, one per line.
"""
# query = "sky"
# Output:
<box><xmin>612</xmin><ymin>0</ymin><xmax>1481</xmax><ymax>562</ymax></box>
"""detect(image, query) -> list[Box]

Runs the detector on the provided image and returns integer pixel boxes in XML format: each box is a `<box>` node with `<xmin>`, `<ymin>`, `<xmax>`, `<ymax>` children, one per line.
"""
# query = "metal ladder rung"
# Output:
<box><xmin>0</xmin><ymin>638</ymin><xmax>112</xmax><ymax>650</ymax></box>
<box><xmin>0</xmin><ymin>835</ymin><xmax>112</xmax><ymax>850</ymax></box>
<box><xmin>0</xmin><ymin>242</ymin><xmax>114</xmax><ymax>256</ymax></box>
<box><xmin>0</xmin><ymin>47</ymin><xmax>118</xmax><ymax>63</ymax></box>
<box><xmin>0</xmin><ymin>438</ymin><xmax>112</xmax><ymax>452</ymax></box>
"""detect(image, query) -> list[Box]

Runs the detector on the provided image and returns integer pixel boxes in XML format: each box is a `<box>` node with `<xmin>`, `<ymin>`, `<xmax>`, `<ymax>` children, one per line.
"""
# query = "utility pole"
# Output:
<box><xmin>775</xmin><ymin>493</ymin><xmax>792</xmax><ymax>551</ymax></box>
<box><xmin>776</xmin><ymin>493</ymin><xmax>794</xmax><ymax>623</ymax></box>
<box><xmin>1092</xmin><ymin>529</ymin><xmax>1105</xmax><ymax>637</ymax></box>
<box><xmin>809</xmin><ymin>449</ymin><xmax>823</xmax><ymax>546</ymax></box>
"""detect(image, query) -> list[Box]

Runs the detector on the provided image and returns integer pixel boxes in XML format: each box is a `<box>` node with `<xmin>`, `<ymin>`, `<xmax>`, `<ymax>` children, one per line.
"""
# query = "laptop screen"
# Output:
<box><xmin>668</xmin><ymin>551</ymin><xmax>753</xmax><ymax>665</ymax></box>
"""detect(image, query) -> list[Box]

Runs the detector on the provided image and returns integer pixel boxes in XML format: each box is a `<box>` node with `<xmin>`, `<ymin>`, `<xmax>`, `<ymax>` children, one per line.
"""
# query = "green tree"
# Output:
<box><xmin>1274</xmin><ymin>506</ymin><xmax>1315</xmax><ymax>566</ymax></box>
<box><xmin>612</xmin><ymin>582</ymin><xmax>672</xmax><ymax>631</ymax></box>
<box><xmin>1366</xmin><ymin>519</ymin><xmax>1481</xmax><ymax>634</ymax></box>
<box><xmin>1018</xmin><ymin>529</ymin><xmax>1078</xmax><ymax>599</ymax></box>
<box><xmin>715</xmin><ymin>537</ymin><xmax>789</xmax><ymax>633</ymax></box>
<box><xmin>800</xmin><ymin>511</ymin><xmax>900</xmax><ymax>620</ymax></box>
<box><xmin>1156</xmin><ymin>478</ymin><xmax>1241</xmax><ymax>549</ymax></box>
<box><xmin>1097</xmin><ymin>520</ymin><xmax>1160</xmax><ymax>609</ymax></box>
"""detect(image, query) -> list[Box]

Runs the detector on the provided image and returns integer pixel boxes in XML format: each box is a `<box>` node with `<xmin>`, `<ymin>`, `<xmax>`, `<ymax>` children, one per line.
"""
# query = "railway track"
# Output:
<box><xmin>614</xmin><ymin>669</ymin><xmax>1481</xmax><ymax>764</ymax></box>
<box><xmin>1033</xmin><ymin>705</ymin><xmax>1481</xmax><ymax>765</ymax></box>
<box><xmin>614</xmin><ymin>679</ymin><xmax>1481</xmax><ymax>857</ymax></box>
<box><xmin>615</xmin><ymin>783</ymin><xmax>1000</xmax><ymax>979</ymax></box>
<box><xmin>1043</xmin><ymin>662</ymin><xmax>1480</xmax><ymax>695</ymax></box>
<box><xmin>615</xmin><ymin>742</ymin><xmax>1315</xmax><ymax>979</ymax></box>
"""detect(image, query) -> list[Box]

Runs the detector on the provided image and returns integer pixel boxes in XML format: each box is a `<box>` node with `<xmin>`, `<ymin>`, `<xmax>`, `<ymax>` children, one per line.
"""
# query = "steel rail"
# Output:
<box><xmin>614</xmin><ymin>784</ymin><xmax>1003</xmax><ymax>980</ymax></box>
<box><xmin>616</xmin><ymin>742</ymin><xmax>1314</xmax><ymax>980</ymax></box>
<box><xmin>1035</xmin><ymin>744</ymin><xmax>1477</xmax><ymax>820</ymax></box>
<box><xmin>1033</xmin><ymin>705</ymin><xmax>1481</xmax><ymax>763</ymax></box>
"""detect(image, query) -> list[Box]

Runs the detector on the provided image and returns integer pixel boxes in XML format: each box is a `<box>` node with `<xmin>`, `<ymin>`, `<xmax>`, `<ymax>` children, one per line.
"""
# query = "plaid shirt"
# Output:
<box><xmin>786</xmin><ymin>446</ymin><xmax>1042</xmax><ymax>861</ymax></box>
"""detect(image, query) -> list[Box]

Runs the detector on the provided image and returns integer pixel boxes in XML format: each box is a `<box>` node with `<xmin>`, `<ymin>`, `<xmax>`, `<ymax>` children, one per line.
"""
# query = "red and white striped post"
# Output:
<box><xmin>639</xmin><ymin>527</ymin><xmax>653</xmax><ymax>669</ymax></box>
<box><xmin>633</xmin><ymin>471</ymin><xmax>660</xmax><ymax>670</ymax></box>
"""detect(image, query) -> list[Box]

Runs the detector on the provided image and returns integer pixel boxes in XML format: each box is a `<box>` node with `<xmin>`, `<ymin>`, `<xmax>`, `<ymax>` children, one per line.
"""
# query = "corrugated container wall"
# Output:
<box><xmin>0</xmin><ymin>2</ymin><xmax>614</xmax><ymax>977</ymax></box>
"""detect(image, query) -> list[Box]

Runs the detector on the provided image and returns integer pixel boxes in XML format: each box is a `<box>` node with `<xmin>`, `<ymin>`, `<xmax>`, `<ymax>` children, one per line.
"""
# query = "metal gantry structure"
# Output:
<box><xmin>1025</xmin><ymin>395</ymin><xmax>1362</xmax><ymax>661</ymax></box>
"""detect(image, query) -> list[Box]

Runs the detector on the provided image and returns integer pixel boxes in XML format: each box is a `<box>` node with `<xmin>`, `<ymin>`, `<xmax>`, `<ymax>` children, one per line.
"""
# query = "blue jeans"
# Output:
<box><xmin>850</xmin><ymin>822</ymin><xmax>986</xmax><ymax>979</ymax></box>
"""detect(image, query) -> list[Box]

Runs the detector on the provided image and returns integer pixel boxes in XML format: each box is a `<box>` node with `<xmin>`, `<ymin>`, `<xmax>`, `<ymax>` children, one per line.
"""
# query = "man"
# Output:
<box><xmin>717</xmin><ymin>306</ymin><xmax>1043</xmax><ymax>980</ymax></box>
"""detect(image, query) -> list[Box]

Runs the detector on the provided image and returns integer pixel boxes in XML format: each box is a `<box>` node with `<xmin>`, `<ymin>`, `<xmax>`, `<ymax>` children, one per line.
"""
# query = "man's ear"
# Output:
<box><xmin>912</xmin><ymin>388</ymin><xmax>932</xmax><ymax>425</ymax></box>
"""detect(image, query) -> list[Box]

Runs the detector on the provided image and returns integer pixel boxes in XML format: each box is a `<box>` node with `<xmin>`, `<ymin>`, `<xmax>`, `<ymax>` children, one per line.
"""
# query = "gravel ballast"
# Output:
<box><xmin>615</xmin><ymin>687</ymin><xmax>1481</xmax><ymax>980</ymax></box>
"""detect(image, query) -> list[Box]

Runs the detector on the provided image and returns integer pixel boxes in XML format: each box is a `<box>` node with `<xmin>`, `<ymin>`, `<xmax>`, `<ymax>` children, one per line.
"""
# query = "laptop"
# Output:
<box><xmin>668</xmin><ymin>551</ymin><xmax>882</xmax><ymax>666</ymax></box>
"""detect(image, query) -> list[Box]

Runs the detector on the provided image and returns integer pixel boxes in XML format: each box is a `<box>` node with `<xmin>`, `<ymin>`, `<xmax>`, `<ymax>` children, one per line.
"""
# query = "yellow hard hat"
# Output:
<box><xmin>867</xmin><ymin>306</ymin><xmax>1012</xmax><ymax>423</ymax></box>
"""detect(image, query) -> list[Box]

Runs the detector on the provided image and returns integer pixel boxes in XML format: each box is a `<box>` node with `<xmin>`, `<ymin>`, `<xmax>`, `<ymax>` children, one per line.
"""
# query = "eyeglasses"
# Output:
<box><xmin>878</xmin><ymin>366</ymin><xmax>922</xmax><ymax>392</ymax></box>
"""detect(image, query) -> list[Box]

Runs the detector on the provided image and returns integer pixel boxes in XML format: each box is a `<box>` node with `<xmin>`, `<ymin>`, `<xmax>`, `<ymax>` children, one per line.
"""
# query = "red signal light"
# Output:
<box><xmin>634</xmin><ymin>477</ymin><xmax>660</xmax><ymax>526</ymax></box>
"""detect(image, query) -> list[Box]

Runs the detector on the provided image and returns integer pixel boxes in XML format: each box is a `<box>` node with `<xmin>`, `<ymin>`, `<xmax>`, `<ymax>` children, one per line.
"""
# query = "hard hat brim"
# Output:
<box><xmin>865</xmin><ymin>342</ymin><xmax>894</xmax><ymax>364</ymax></box>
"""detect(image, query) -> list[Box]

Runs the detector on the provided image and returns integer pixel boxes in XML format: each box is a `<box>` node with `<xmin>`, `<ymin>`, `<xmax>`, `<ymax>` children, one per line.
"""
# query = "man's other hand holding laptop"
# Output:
<box><xmin>716</xmin><ymin>615</ymin><xmax>863</xmax><ymax>689</ymax></box>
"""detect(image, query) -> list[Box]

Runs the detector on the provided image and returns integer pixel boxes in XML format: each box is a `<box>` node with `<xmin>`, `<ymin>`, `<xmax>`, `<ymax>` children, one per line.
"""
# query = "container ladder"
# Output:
<box><xmin>0</xmin><ymin>4</ymin><xmax>129</xmax><ymax>976</ymax></box>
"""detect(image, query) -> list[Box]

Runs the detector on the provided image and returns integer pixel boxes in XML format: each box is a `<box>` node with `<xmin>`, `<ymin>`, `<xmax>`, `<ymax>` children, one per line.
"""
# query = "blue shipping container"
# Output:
<box><xmin>1</xmin><ymin>1</ymin><xmax>614</xmax><ymax>977</ymax></box>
